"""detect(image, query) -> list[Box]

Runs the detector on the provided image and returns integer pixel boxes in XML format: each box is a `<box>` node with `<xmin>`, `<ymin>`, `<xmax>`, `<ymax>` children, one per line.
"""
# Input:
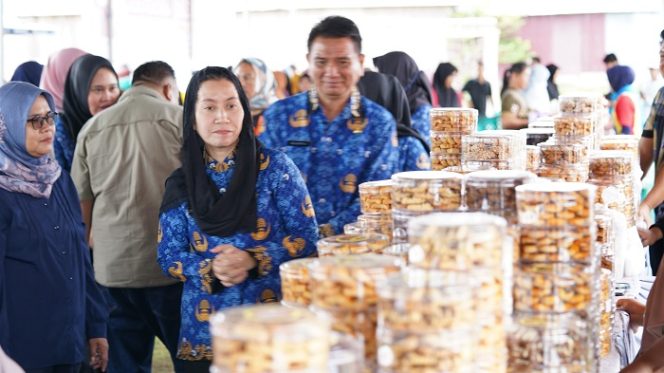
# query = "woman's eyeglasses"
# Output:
<box><xmin>27</xmin><ymin>112</ymin><xmax>58</xmax><ymax>130</ymax></box>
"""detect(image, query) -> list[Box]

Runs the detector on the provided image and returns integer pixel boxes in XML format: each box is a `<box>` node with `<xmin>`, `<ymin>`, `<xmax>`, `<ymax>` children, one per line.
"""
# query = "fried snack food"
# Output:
<box><xmin>513</xmin><ymin>263</ymin><xmax>593</xmax><ymax>313</ymax></box>
<box><xmin>539</xmin><ymin>143</ymin><xmax>589</xmax><ymax>165</ymax></box>
<box><xmin>519</xmin><ymin>226</ymin><xmax>594</xmax><ymax>263</ymax></box>
<box><xmin>553</xmin><ymin>114</ymin><xmax>594</xmax><ymax>137</ymax></box>
<box><xmin>359</xmin><ymin>180</ymin><xmax>393</xmax><ymax>213</ymax></box>
<box><xmin>279</xmin><ymin>258</ymin><xmax>316</xmax><ymax>307</ymax></box>
<box><xmin>391</xmin><ymin>171</ymin><xmax>463</xmax><ymax>212</ymax></box>
<box><xmin>589</xmin><ymin>150</ymin><xmax>633</xmax><ymax>180</ymax></box>
<box><xmin>515</xmin><ymin>182</ymin><xmax>595</xmax><ymax>227</ymax></box>
<box><xmin>430</xmin><ymin>108</ymin><xmax>478</xmax><ymax>133</ymax></box>
<box><xmin>317</xmin><ymin>233</ymin><xmax>389</xmax><ymax>256</ymax></box>
<box><xmin>559</xmin><ymin>95</ymin><xmax>602</xmax><ymax>114</ymax></box>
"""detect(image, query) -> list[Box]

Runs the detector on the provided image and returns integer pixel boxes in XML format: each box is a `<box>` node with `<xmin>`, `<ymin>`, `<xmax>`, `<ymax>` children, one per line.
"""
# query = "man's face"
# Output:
<box><xmin>307</xmin><ymin>36</ymin><xmax>364</xmax><ymax>102</ymax></box>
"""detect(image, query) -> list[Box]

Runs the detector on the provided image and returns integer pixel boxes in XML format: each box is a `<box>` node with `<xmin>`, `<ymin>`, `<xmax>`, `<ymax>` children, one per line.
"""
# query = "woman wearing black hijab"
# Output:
<box><xmin>157</xmin><ymin>66</ymin><xmax>318</xmax><ymax>370</ymax></box>
<box><xmin>58</xmin><ymin>54</ymin><xmax>119</xmax><ymax>171</ymax></box>
<box><xmin>432</xmin><ymin>62</ymin><xmax>460</xmax><ymax>108</ymax></box>
<box><xmin>373</xmin><ymin>51</ymin><xmax>433</xmax><ymax>145</ymax></box>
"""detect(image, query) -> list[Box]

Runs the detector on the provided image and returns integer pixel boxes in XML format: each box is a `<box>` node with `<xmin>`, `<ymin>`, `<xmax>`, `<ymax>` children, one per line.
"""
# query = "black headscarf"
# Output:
<box><xmin>432</xmin><ymin>62</ymin><xmax>460</xmax><ymax>107</ymax></box>
<box><xmin>61</xmin><ymin>54</ymin><xmax>117</xmax><ymax>140</ymax></box>
<box><xmin>373</xmin><ymin>51</ymin><xmax>432</xmax><ymax>114</ymax></box>
<box><xmin>357</xmin><ymin>71</ymin><xmax>429</xmax><ymax>153</ymax></box>
<box><xmin>160</xmin><ymin>66</ymin><xmax>260</xmax><ymax>237</ymax></box>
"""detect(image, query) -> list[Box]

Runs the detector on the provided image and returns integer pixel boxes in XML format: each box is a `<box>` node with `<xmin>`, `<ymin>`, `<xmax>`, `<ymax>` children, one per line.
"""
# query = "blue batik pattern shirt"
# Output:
<box><xmin>53</xmin><ymin>115</ymin><xmax>75</xmax><ymax>172</ymax></box>
<box><xmin>157</xmin><ymin>147</ymin><xmax>319</xmax><ymax>361</ymax></box>
<box><xmin>411</xmin><ymin>104</ymin><xmax>432</xmax><ymax>147</ymax></box>
<box><xmin>259</xmin><ymin>93</ymin><xmax>399</xmax><ymax>235</ymax></box>
<box><xmin>399</xmin><ymin>136</ymin><xmax>431</xmax><ymax>171</ymax></box>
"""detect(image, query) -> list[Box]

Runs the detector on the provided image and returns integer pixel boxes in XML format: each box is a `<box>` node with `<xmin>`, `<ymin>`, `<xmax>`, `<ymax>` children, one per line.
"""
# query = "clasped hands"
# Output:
<box><xmin>210</xmin><ymin>244</ymin><xmax>257</xmax><ymax>287</ymax></box>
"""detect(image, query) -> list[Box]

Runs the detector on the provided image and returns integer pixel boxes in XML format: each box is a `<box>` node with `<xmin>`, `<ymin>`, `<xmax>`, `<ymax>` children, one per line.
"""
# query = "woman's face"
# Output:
<box><xmin>445</xmin><ymin>71</ymin><xmax>457</xmax><ymax>88</ymax></box>
<box><xmin>25</xmin><ymin>95</ymin><xmax>56</xmax><ymax>158</ymax></box>
<box><xmin>236</xmin><ymin>62</ymin><xmax>257</xmax><ymax>99</ymax></box>
<box><xmin>87</xmin><ymin>67</ymin><xmax>120</xmax><ymax>115</ymax></box>
<box><xmin>514</xmin><ymin>68</ymin><xmax>531</xmax><ymax>89</ymax></box>
<box><xmin>195</xmin><ymin>78</ymin><xmax>244</xmax><ymax>154</ymax></box>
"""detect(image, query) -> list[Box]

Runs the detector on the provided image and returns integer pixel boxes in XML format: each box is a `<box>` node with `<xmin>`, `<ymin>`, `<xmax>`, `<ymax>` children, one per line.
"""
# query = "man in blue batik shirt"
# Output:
<box><xmin>259</xmin><ymin>16</ymin><xmax>399</xmax><ymax>236</ymax></box>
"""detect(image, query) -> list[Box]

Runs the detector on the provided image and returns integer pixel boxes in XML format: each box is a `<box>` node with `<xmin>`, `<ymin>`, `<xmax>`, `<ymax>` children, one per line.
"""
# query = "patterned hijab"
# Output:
<box><xmin>235</xmin><ymin>58</ymin><xmax>278</xmax><ymax>112</ymax></box>
<box><xmin>39</xmin><ymin>48</ymin><xmax>87</xmax><ymax>112</ymax></box>
<box><xmin>0</xmin><ymin>82</ymin><xmax>61</xmax><ymax>198</ymax></box>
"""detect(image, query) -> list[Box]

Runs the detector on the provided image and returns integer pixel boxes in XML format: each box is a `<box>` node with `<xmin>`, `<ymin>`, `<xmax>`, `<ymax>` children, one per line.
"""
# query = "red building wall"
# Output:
<box><xmin>517</xmin><ymin>13</ymin><xmax>606</xmax><ymax>73</ymax></box>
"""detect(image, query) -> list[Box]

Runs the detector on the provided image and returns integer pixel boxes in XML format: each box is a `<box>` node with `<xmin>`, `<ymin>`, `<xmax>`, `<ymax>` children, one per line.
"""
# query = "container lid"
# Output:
<box><xmin>315</xmin><ymin>253</ymin><xmax>402</xmax><ymax>270</ymax></box>
<box><xmin>279</xmin><ymin>257</ymin><xmax>317</xmax><ymax>272</ymax></box>
<box><xmin>430</xmin><ymin>107</ymin><xmax>478</xmax><ymax>114</ymax></box>
<box><xmin>589</xmin><ymin>150</ymin><xmax>633</xmax><ymax>160</ymax></box>
<box><xmin>319</xmin><ymin>233</ymin><xmax>387</xmax><ymax>246</ymax></box>
<box><xmin>391</xmin><ymin>170</ymin><xmax>463</xmax><ymax>181</ymax></box>
<box><xmin>407</xmin><ymin>211</ymin><xmax>507</xmax><ymax>231</ymax></box>
<box><xmin>516</xmin><ymin>181</ymin><xmax>595</xmax><ymax>194</ymax></box>
<box><xmin>466</xmin><ymin>169</ymin><xmax>536</xmax><ymax>182</ymax></box>
<box><xmin>359</xmin><ymin>179</ymin><xmax>393</xmax><ymax>190</ymax></box>
<box><xmin>520</xmin><ymin>127</ymin><xmax>555</xmax><ymax>135</ymax></box>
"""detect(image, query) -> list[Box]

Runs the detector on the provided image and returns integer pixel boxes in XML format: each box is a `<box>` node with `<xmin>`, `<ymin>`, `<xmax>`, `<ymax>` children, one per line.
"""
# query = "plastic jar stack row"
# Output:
<box><xmin>406</xmin><ymin>213</ymin><xmax>510</xmax><ymax>373</ymax></box>
<box><xmin>536</xmin><ymin>140</ymin><xmax>590</xmax><ymax>182</ymax></box>
<box><xmin>556</xmin><ymin>95</ymin><xmax>604</xmax><ymax>149</ymax></box>
<box><xmin>461</xmin><ymin>130</ymin><xmax>527</xmax><ymax>171</ymax></box>
<box><xmin>465</xmin><ymin>170</ymin><xmax>537</xmax><ymax>226</ymax></box>
<box><xmin>390</xmin><ymin>171</ymin><xmax>463</xmax><ymax>244</ymax></box>
<box><xmin>352</xmin><ymin>179</ymin><xmax>395</xmax><ymax>240</ymax></box>
<box><xmin>521</xmin><ymin>128</ymin><xmax>554</xmax><ymax>172</ymax></box>
<box><xmin>430</xmin><ymin>108</ymin><xmax>478</xmax><ymax>170</ymax></box>
<box><xmin>588</xmin><ymin>150</ymin><xmax>636</xmax><ymax>227</ymax></box>
<box><xmin>511</xmin><ymin>182</ymin><xmax>599</xmax><ymax>373</ymax></box>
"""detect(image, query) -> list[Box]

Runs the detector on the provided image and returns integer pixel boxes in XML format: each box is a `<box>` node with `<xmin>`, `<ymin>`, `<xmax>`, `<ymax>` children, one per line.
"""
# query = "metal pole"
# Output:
<box><xmin>0</xmin><ymin>0</ymin><xmax>5</xmax><ymax>83</ymax></box>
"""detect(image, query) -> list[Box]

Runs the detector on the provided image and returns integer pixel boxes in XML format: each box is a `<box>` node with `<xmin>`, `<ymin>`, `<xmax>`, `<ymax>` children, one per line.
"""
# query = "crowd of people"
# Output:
<box><xmin>2</xmin><ymin>12</ymin><xmax>664</xmax><ymax>373</ymax></box>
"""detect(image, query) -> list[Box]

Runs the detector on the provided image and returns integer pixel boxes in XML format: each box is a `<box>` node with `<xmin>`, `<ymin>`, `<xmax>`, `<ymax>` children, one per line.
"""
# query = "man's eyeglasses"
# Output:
<box><xmin>27</xmin><ymin>112</ymin><xmax>58</xmax><ymax>131</ymax></box>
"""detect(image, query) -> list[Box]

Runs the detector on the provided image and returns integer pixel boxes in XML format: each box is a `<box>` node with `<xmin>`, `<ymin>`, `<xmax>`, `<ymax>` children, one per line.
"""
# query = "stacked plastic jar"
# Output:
<box><xmin>309</xmin><ymin>254</ymin><xmax>402</xmax><ymax>370</ymax></box>
<box><xmin>210</xmin><ymin>304</ymin><xmax>330</xmax><ymax>373</ymax></box>
<box><xmin>429</xmin><ymin>108</ymin><xmax>478</xmax><ymax>170</ymax></box>
<box><xmin>377</xmin><ymin>269</ymin><xmax>474</xmax><ymax>373</ymax></box>
<box><xmin>390</xmin><ymin>171</ymin><xmax>464</xmax><ymax>244</ymax></box>
<box><xmin>599</xmin><ymin>269</ymin><xmax>614</xmax><ymax>358</ymax></box>
<box><xmin>595</xmin><ymin>205</ymin><xmax>615</xmax><ymax>272</ymax></box>
<box><xmin>407</xmin><ymin>212</ymin><xmax>510</xmax><ymax>373</ymax></box>
<box><xmin>537</xmin><ymin>141</ymin><xmax>590</xmax><ymax>182</ymax></box>
<box><xmin>465</xmin><ymin>170</ymin><xmax>537</xmax><ymax>225</ymax></box>
<box><xmin>357</xmin><ymin>180</ymin><xmax>394</xmax><ymax>240</ymax></box>
<box><xmin>557</xmin><ymin>95</ymin><xmax>604</xmax><ymax>149</ymax></box>
<box><xmin>588</xmin><ymin>150</ymin><xmax>636</xmax><ymax>227</ymax></box>
<box><xmin>526</xmin><ymin>145</ymin><xmax>540</xmax><ymax>173</ymax></box>
<box><xmin>461</xmin><ymin>130</ymin><xmax>527</xmax><ymax>170</ymax></box>
<box><xmin>317</xmin><ymin>233</ymin><xmax>390</xmax><ymax>256</ymax></box>
<box><xmin>279</xmin><ymin>258</ymin><xmax>316</xmax><ymax>307</ymax></box>
<box><xmin>513</xmin><ymin>182</ymin><xmax>599</xmax><ymax>373</ymax></box>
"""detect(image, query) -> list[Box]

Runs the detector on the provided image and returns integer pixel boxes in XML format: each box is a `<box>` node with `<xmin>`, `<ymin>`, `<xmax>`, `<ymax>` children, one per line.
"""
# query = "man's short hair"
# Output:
<box><xmin>660</xmin><ymin>29</ymin><xmax>664</xmax><ymax>40</ymax></box>
<box><xmin>307</xmin><ymin>16</ymin><xmax>362</xmax><ymax>53</ymax></box>
<box><xmin>532</xmin><ymin>56</ymin><xmax>541</xmax><ymax>64</ymax></box>
<box><xmin>603</xmin><ymin>53</ymin><xmax>618</xmax><ymax>64</ymax></box>
<box><xmin>132</xmin><ymin>61</ymin><xmax>175</xmax><ymax>86</ymax></box>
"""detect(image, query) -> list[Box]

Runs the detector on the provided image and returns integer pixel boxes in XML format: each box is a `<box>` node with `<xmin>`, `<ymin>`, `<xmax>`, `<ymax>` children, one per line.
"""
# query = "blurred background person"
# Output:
<box><xmin>39</xmin><ymin>48</ymin><xmax>87</xmax><ymax>113</ymax></box>
<box><xmin>607</xmin><ymin>64</ymin><xmax>640</xmax><ymax>135</ymax></box>
<box><xmin>432</xmin><ymin>62</ymin><xmax>460</xmax><ymax>107</ymax></box>
<box><xmin>58</xmin><ymin>54</ymin><xmax>120</xmax><ymax>172</ymax></box>
<box><xmin>10</xmin><ymin>61</ymin><xmax>43</xmax><ymax>86</ymax></box>
<box><xmin>501</xmin><ymin>62</ymin><xmax>530</xmax><ymax>129</ymax></box>
<box><xmin>297</xmin><ymin>71</ymin><xmax>313</xmax><ymax>93</ymax></box>
<box><xmin>373</xmin><ymin>50</ymin><xmax>433</xmax><ymax>145</ymax></box>
<box><xmin>524</xmin><ymin>56</ymin><xmax>551</xmax><ymax>115</ymax></box>
<box><xmin>546</xmin><ymin>63</ymin><xmax>560</xmax><ymax>101</ymax></box>
<box><xmin>462</xmin><ymin>60</ymin><xmax>493</xmax><ymax>119</ymax></box>
<box><xmin>234</xmin><ymin>58</ymin><xmax>278</xmax><ymax>135</ymax></box>
<box><xmin>604</xmin><ymin>53</ymin><xmax>619</xmax><ymax>70</ymax></box>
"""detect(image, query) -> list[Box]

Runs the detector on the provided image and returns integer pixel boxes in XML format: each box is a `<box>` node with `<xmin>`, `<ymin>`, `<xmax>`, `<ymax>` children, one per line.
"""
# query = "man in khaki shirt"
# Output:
<box><xmin>71</xmin><ymin>61</ymin><xmax>184</xmax><ymax>372</ymax></box>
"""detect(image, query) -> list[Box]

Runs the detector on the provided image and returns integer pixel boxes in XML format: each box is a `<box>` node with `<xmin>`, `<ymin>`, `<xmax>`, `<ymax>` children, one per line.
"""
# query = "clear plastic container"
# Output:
<box><xmin>599</xmin><ymin>269</ymin><xmax>614</xmax><ymax>358</ymax></box>
<box><xmin>442</xmin><ymin>164</ymin><xmax>497</xmax><ymax>174</ymax></box>
<box><xmin>600</xmin><ymin>135</ymin><xmax>639</xmax><ymax>162</ymax></box>
<box><xmin>391</xmin><ymin>171</ymin><xmax>463</xmax><ymax>212</ymax></box>
<box><xmin>430</xmin><ymin>107</ymin><xmax>478</xmax><ymax>133</ymax></box>
<box><xmin>465</xmin><ymin>170</ymin><xmax>537</xmax><ymax>224</ymax></box>
<box><xmin>392</xmin><ymin>209</ymin><xmax>428</xmax><ymax>244</ymax></box>
<box><xmin>536</xmin><ymin>164</ymin><xmax>589</xmax><ymax>182</ymax></box>
<box><xmin>210</xmin><ymin>304</ymin><xmax>330</xmax><ymax>373</ymax></box>
<box><xmin>317</xmin><ymin>233</ymin><xmax>389</xmax><ymax>256</ymax></box>
<box><xmin>559</xmin><ymin>95</ymin><xmax>602</xmax><ymax>114</ymax></box>
<box><xmin>475</xmin><ymin>315</ymin><xmax>508</xmax><ymax>373</ymax></box>
<box><xmin>521</xmin><ymin>127</ymin><xmax>555</xmax><ymax>146</ymax></box>
<box><xmin>528</xmin><ymin>117</ymin><xmax>555</xmax><ymax>129</ymax></box>
<box><xmin>526</xmin><ymin>145</ymin><xmax>540</xmax><ymax>172</ymax></box>
<box><xmin>589</xmin><ymin>150</ymin><xmax>633</xmax><ymax>181</ymax></box>
<box><xmin>343</xmin><ymin>221</ymin><xmax>363</xmax><ymax>235</ymax></box>
<box><xmin>431</xmin><ymin>131</ymin><xmax>464</xmax><ymax>155</ymax></box>
<box><xmin>592</xmin><ymin>182</ymin><xmax>636</xmax><ymax>227</ymax></box>
<box><xmin>461</xmin><ymin>130</ymin><xmax>526</xmax><ymax>164</ymax></box>
<box><xmin>513</xmin><ymin>263</ymin><xmax>595</xmax><ymax>313</ymax></box>
<box><xmin>519</xmin><ymin>226</ymin><xmax>595</xmax><ymax>263</ymax></box>
<box><xmin>539</xmin><ymin>143</ymin><xmax>589</xmax><ymax>165</ymax></box>
<box><xmin>359</xmin><ymin>179</ymin><xmax>393</xmax><ymax>213</ymax></box>
<box><xmin>357</xmin><ymin>212</ymin><xmax>393</xmax><ymax>240</ymax></box>
<box><xmin>407</xmin><ymin>212</ymin><xmax>507</xmax><ymax>271</ymax></box>
<box><xmin>594</xmin><ymin>208</ymin><xmax>614</xmax><ymax>246</ymax></box>
<box><xmin>328</xmin><ymin>332</ymin><xmax>364</xmax><ymax>373</ymax></box>
<box><xmin>383</xmin><ymin>243</ymin><xmax>410</xmax><ymax>262</ymax></box>
<box><xmin>309</xmin><ymin>254</ymin><xmax>402</xmax><ymax>364</ymax></box>
<box><xmin>462</xmin><ymin>159</ymin><xmax>517</xmax><ymax>171</ymax></box>
<box><xmin>508</xmin><ymin>313</ymin><xmax>592</xmax><ymax>372</ymax></box>
<box><xmin>430</xmin><ymin>152</ymin><xmax>461</xmax><ymax>170</ymax></box>
<box><xmin>279</xmin><ymin>258</ymin><xmax>316</xmax><ymax>307</ymax></box>
<box><xmin>516</xmin><ymin>182</ymin><xmax>595</xmax><ymax>227</ymax></box>
<box><xmin>553</xmin><ymin>113</ymin><xmax>595</xmax><ymax>137</ymax></box>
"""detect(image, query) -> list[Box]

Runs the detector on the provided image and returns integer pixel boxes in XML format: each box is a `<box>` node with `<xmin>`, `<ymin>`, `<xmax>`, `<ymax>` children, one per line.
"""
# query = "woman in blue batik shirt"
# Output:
<box><xmin>157</xmin><ymin>66</ymin><xmax>319</xmax><ymax>371</ymax></box>
<box><xmin>373</xmin><ymin>51</ymin><xmax>434</xmax><ymax>147</ymax></box>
